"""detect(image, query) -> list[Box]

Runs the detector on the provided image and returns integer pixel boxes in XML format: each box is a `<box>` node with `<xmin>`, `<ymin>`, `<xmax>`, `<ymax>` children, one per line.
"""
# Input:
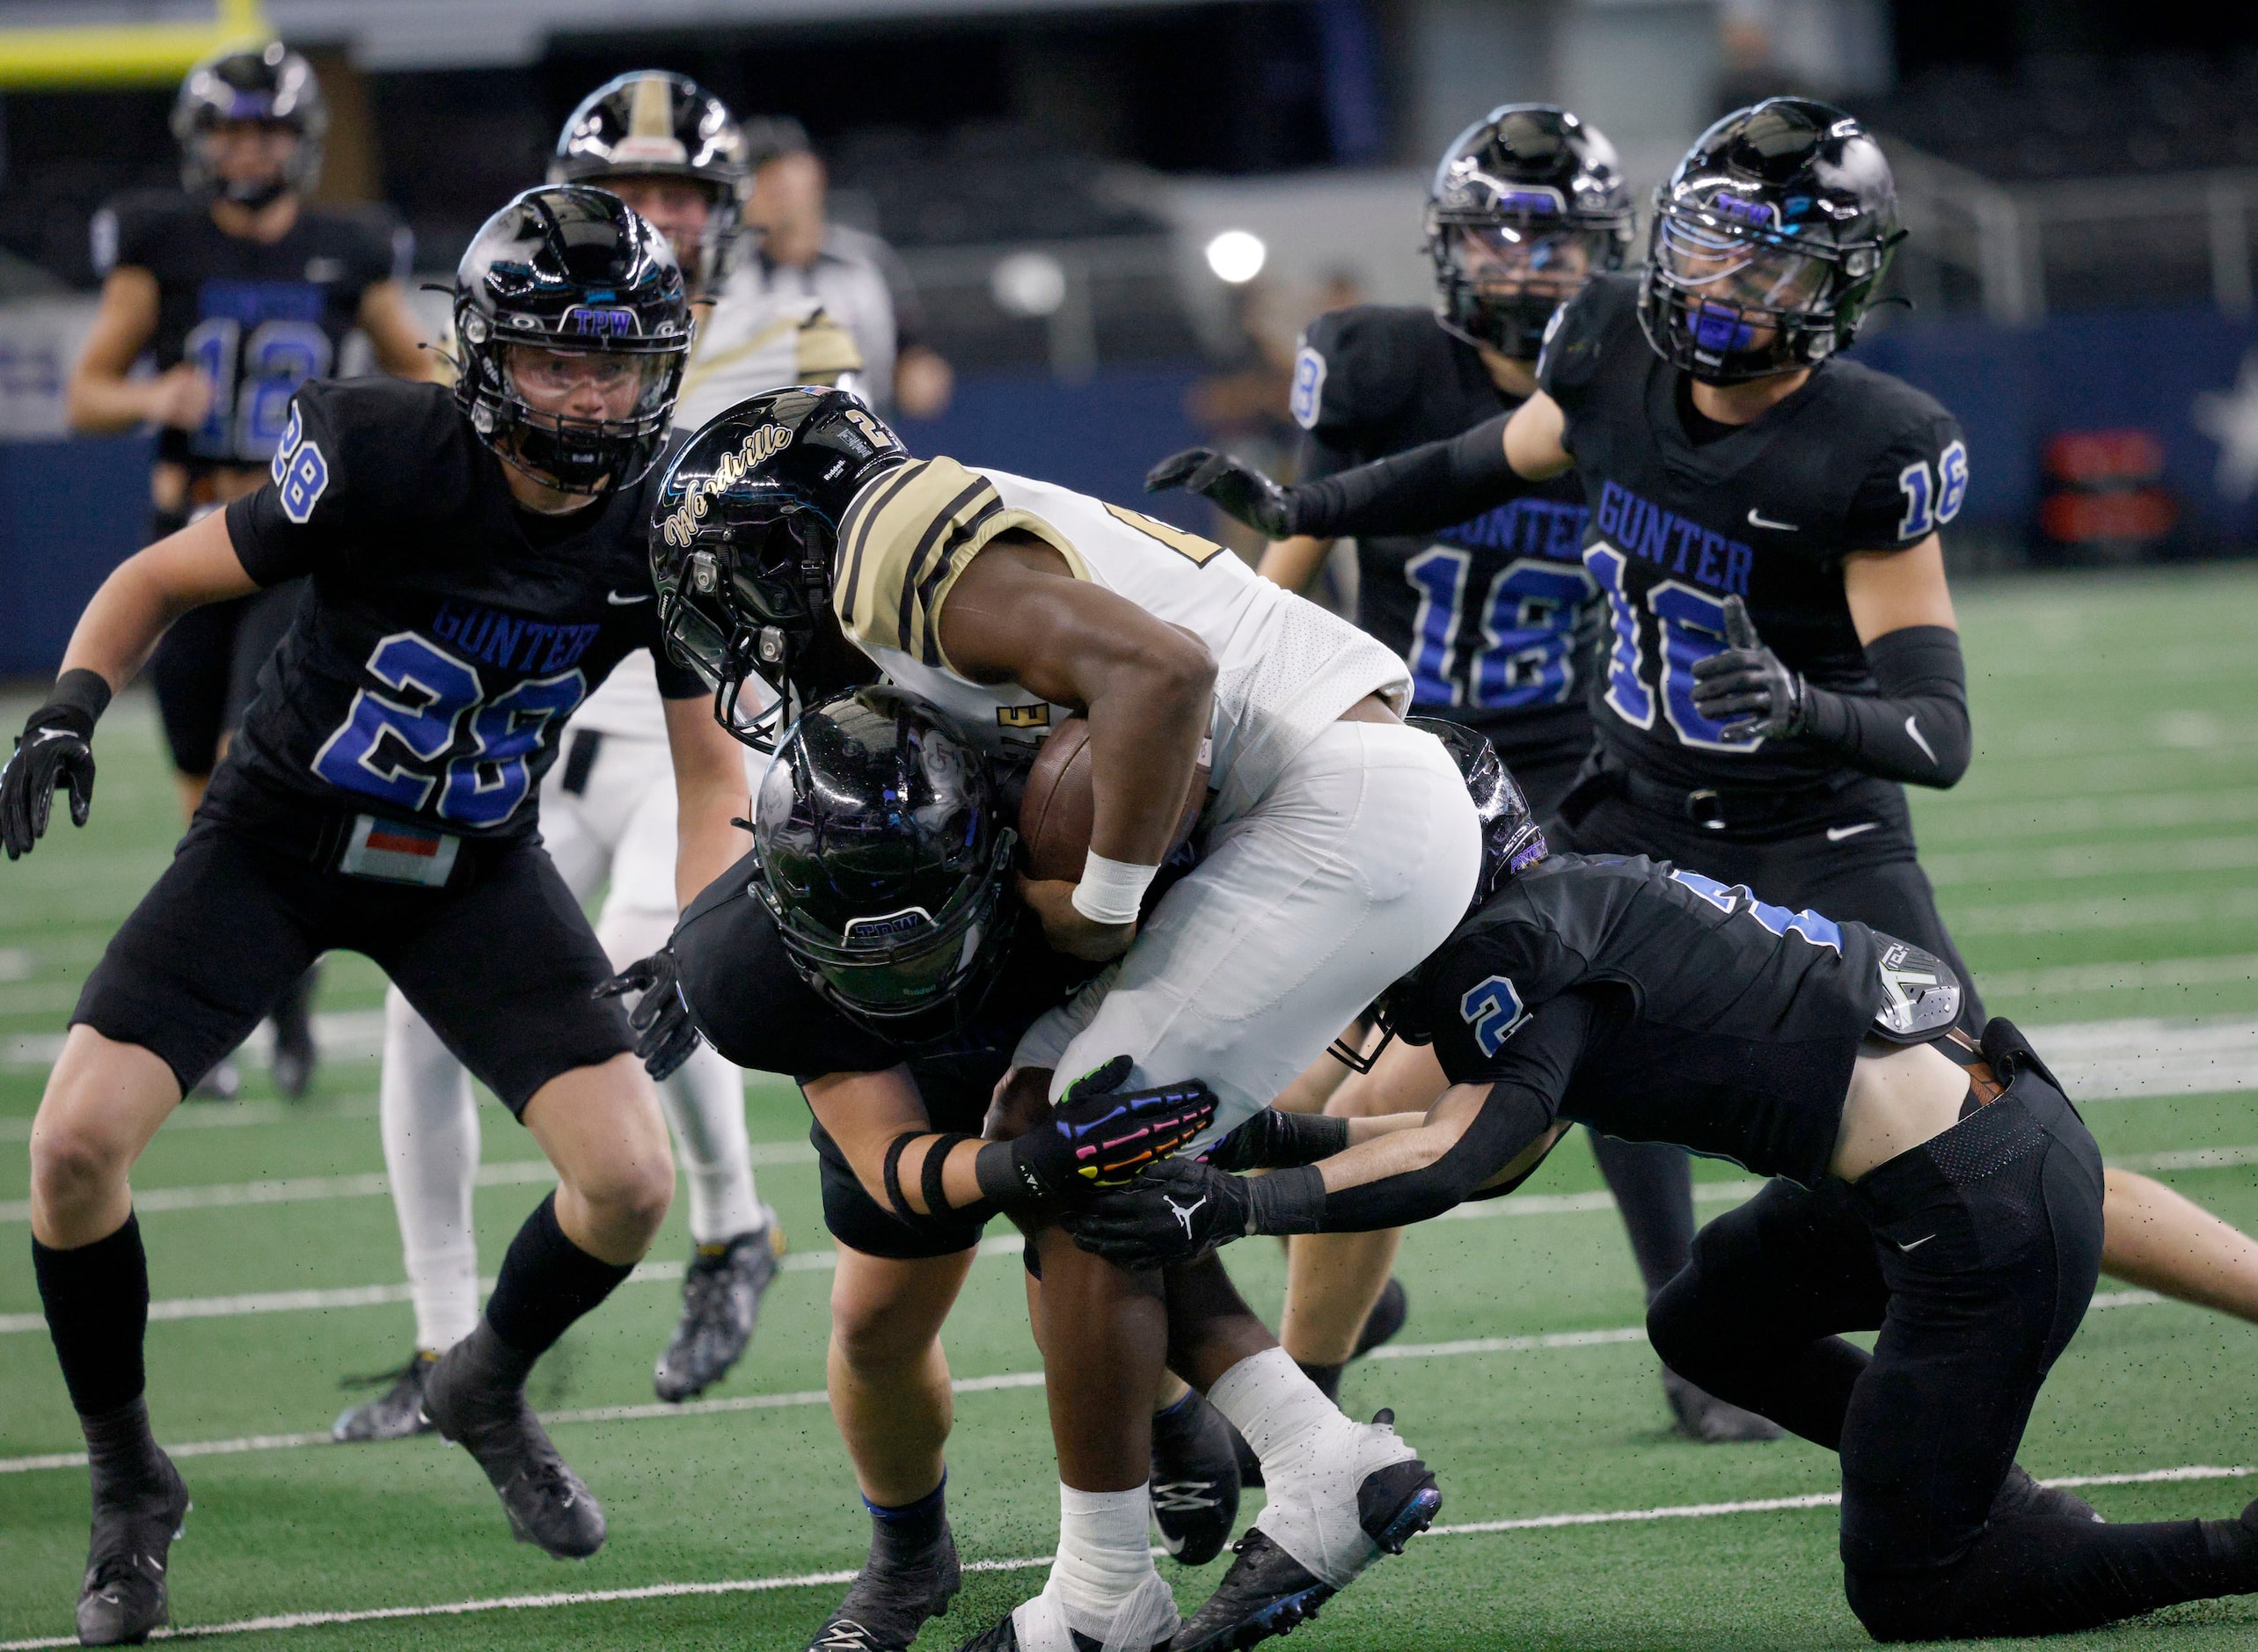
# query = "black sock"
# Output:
<box><xmin>483</xmin><ymin>1193</ymin><xmax>635</xmax><ymax>1362</ymax></box>
<box><xmin>1295</xmin><ymin>1359</ymin><xmax>1345</xmax><ymax>1403</ymax></box>
<box><xmin>81</xmin><ymin>1397</ymin><xmax>166</xmax><ymax>1506</ymax></box>
<box><xmin>33</xmin><ymin>1214</ymin><xmax>150</xmax><ymax>1416</ymax></box>
<box><xmin>865</xmin><ymin>1474</ymin><xmax>947</xmax><ymax>1560</ymax></box>
<box><xmin>1588</xmin><ymin>1131</ymin><xmax>1695</xmax><ymax>1300</ymax></box>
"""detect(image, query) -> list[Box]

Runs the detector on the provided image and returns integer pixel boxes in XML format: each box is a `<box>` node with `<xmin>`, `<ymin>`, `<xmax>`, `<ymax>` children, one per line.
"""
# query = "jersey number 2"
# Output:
<box><xmin>311</xmin><ymin>632</ymin><xmax>586</xmax><ymax>829</ymax></box>
<box><xmin>184</xmin><ymin>318</ymin><xmax>333</xmax><ymax>464</ymax></box>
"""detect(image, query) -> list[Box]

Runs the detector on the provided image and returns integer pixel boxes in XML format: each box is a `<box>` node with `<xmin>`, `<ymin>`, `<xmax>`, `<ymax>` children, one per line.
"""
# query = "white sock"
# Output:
<box><xmin>661</xmin><ymin>1041</ymin><xmax>766</xmax><ymax>1246</ymax></box>
<box><xmin>378</xmin><ymin>986</ymin><xmax>481</xmax><ymax>1352</ymax></box>
<box><xmin>1206</xmin><ymin>1347</ymin><xmax>1414</xmax><ymax>1589</ymax></box>
<box><xmin>1037</xmin><ymin>1483</ymin><xmax>1176</xmax><ymax>1649</ymax></box>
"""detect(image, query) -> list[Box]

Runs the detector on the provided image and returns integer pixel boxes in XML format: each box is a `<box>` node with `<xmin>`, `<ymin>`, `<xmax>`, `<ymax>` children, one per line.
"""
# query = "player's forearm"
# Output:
<box><xmin>64</xmin><ymin>369</ymin><xmax>164</xmax><ymax>435</ymax></box>
<box><xmin>672</xmin><ymin>783</ymin><xmax>749</xmax><ymax>911</ymax></box>
<box><xmin>1255</xmin><ymin>534</ymin><xmax>1334</xmax><ymax>594</ymax></box>
<box><xmin>1287</xmin><ymin>414</ymin><xmax>1516</xmax><ymax>541</ymax></box>
<box><xmin>1798</xmin><ymin>625</ymin><xmax>1971</xmax><ymax>787</ymax></box>
<box><xmin>1081</xmin><ymin>649</ymin><xmax>1214</xmax><ymax>868</ymax></box>
<box><xmin>61</xmin><ymin>513</ymin><xmax>254</xmax><ymax>691</ymax></box>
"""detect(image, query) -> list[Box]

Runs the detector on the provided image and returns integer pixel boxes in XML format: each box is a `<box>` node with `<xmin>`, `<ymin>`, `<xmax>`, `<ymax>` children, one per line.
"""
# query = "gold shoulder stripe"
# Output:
<box><xmin>836</xmin><ymin>459</ymin><xmax>931</xmax><ymax>638</ymax></box>
<box><xmin>794</xmin><ymin>311</ymin><xmax>865</xmax><ymax>384</ymax></box>
<box><xmin>1101</xmin><ymin>502</ymin><xmax>1229</xmax><ymax>567</ymax></box>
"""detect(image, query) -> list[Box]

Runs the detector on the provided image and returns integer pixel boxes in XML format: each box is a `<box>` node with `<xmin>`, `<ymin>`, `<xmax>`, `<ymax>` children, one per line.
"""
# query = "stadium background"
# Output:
<box><xmin>2</xmin><ymin>2</ymin><xmax>2255</xmax><ymax>1647</ymax></box>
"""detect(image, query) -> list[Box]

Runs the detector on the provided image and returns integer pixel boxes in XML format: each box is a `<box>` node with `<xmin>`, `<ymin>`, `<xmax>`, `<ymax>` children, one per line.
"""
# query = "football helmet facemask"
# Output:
<box><xmin>549</xmin><ymin>70</ymin><xmax>750</xmax><ymax>301</ymax></box>
<box><xmin>1426</xmin><ymin>105</ymin><xmax>1633</xmax><ymax>361</ymax></box>
<box><xmin>173</xmin><ymin>42</ymin><xmax>326</xmax><ymax>210</ymax></box>
<box><xmin>453</xmin><ymin>185</ymin><xmax>691</xmax><ymax>497</ymax></box>
<box><xmin>648</xmin><ymin>387</ymin><xmax>905</xmax><ymax>749</ymax></box>
<box><xmin>1639</xmin><ymin>97</ymin><xmax>1904</xmax><ymax>384</ymax></box>
<box><xmin>753</xmin><ymin>685</ymin><xmax>1019</xmax><ymax>1033</ymax></box>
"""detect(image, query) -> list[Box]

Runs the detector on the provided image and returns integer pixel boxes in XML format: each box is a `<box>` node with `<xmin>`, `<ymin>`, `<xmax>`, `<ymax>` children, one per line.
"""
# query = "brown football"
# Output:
<box><xmin>1017</xmin><ymin>716</ymin><xmax>1208</xmax><ymax>882</ymax></box>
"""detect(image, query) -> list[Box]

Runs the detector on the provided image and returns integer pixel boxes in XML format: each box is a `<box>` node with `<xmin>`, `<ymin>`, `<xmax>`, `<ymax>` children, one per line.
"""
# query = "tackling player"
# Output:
<box><xmin>1184</xmin><ymin>104</ymin><xmax>1766</xmax><ymax>1440</ymax></box>
<box><xmin>638</xmin><ymin>684</ymin><xmax>1243</xmax><ymax>1652</ymax></box>
<box><xmin>647</xmin><ymin>391</ymin><xmax>1480</xmax><ymax>1650</ymax></box>
<box><xmin>3</xmin><ymin>186</ymin><xmax>748</xmax><ymax>1645</ymax></box>
<box><xmin>1068</xmin><ymin>811</ymin><xmax>2258</xmax><ymax>1642</ymax></box>
<box><xmin>65</xmin><ymin>43</ymin><xmax>435</xmax><ymax>1100</ymax></box>
<box><xmin>339</xmin><ymin>69</ymin><xmax>847</xmax><ymax>1443</ymax></box>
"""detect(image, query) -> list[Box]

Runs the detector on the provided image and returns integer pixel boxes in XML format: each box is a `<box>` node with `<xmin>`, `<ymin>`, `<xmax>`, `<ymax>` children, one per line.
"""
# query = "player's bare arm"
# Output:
<box><xmin>1842</xmin><ymin>533</ymin><xmax>1958</xmax><ymax>639</ymax></box>
<box><xmin>1502</xmin><ymin>387</ymin><xmax>1571</xmax><ymax>479</ymax></box>
<box><xmin>1254</xmin><ymin>533</ymin><xmax>1334</xmax><ymax>593</ymax></box>
<box><xmin>937</xmin><ymin>530</ymin><xmax>1217</xmax><ymax>960</ymax></box>
<box><xmin>660</xmin><ymin>692</ymin><xmax>755</xmax><ymax>910</ymax></box>
<box><xmin>60</xmin><ymin>511</ymin><xmax>260</xmax><ymax>694</ymax></box>
<box><xmin>65</xmin><ymin>267</ymin><xmax>211</xmax><ymax>435</ymax></box>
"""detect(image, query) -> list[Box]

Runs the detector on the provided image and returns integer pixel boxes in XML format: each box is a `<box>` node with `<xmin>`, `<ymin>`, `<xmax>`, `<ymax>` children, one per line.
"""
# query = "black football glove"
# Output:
<box><xmin>595</xmin><ymin>949</ymin><xmax>703</xmax><ymax>1082</ymax></box>
<box><xmin>1</xmin><ymin>684</ymin><xmax>102</xmax><ymax>861</ymax></box>
<box><xmin>1690</xmin><ymin>595</ymin><xmax>1808</xmax><ymax>744</ymax></box>
<box><xmin>1144</xmin><ymin>448</ymin><xmax>1298</xmax><ymax>539</ymax></box>
<box><xmin>978</xmin><ymin>1055</ymin><xmax>1219</xmax><ymax>1210</ymax></box>
<box><xmin>1203</xmin><ymin>1107</ymin><xmax>1349</xmax><ymax>1173</ymax></box>
<box><xmin>1061</xmin><ymin>1156</ymin><xmax>1253</xmax><ymax>1270</ymax></box>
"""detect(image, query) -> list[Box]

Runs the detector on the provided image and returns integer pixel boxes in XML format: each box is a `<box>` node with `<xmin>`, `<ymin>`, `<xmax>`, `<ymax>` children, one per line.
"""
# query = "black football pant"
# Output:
<box><xmin>1648</xmin><ymin>1049</ymin><xmax>2258</xmax><ymax>1639</ymax></box>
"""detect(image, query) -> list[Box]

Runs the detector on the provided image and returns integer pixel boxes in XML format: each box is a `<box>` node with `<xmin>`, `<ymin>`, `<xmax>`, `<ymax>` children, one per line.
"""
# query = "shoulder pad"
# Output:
<box><xmin>91</xmin><ymin>191</ymin><xmax>194</xmax><ymax>275</ymax></box>
<box><xmin>1292</xmin><ymin>305</ymin><xmax>1436</xmax><ymax>434</ymax></box>
<box><xmin>1868</xmin><ymin>936</ymin><xmax>1963</xmax><ymax>1042</ymax></box>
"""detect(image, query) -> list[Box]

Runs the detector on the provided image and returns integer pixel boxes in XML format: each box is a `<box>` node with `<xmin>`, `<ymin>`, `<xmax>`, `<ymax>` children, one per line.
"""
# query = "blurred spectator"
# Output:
<box><xmin>736</xmin><ymin>115</ymin><xmax>953</xmax><ymax>417</ymax></box>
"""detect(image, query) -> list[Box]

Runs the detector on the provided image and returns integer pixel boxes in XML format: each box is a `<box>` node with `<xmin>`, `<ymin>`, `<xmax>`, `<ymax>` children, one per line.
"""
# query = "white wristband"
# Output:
<box><xmin>1071</xmin><ymin>852</ymin><xmax>1158</xmax><ymax>926</ymax></box>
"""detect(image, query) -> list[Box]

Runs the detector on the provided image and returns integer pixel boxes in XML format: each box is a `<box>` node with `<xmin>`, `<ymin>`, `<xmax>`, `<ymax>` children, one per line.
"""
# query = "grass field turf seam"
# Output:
<box><xmin>4</xmin><ymin>566</ymin><xmax>2257</xmax><ymax>1649</ymax></box>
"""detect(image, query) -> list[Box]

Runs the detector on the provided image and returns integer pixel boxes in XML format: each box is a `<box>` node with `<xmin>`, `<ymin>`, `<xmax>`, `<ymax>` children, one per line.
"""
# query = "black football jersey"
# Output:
<box><xmin>1415</xmin><ymin>852</ymin><xmax>1889</xmax><ymax>1185</ymax></box>
<box><xmin>1538</xmin><ymin>274</ymin><xmax>1969</xmax><ymax>793</ymax></box>
<box><xmin>673</xmin><ymin>853</ymin><xmax>1098</xmax><ymax>1131</ymax></box>
<box><xmin>209</xmin><ymin>378</ymin><xmax>702</xmax><ymax>839</ymax></box>
<box><xmin>91</xmin><ymin>190</ymin><xmax>409</xmax><ymax>472</ymax></box>
<box><xmin>1294</xmin><ymin>305</ymin><xmax>1598</xmax><ymax>771</ymax></box>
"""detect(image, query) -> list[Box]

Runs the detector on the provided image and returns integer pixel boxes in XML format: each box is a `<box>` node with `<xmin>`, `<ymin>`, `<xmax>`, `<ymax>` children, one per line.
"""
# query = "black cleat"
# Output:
<box><xmin>654</xmin><ymin>1224</ymin><xmax>782</xmax><ymax>1403</ymax></box>
<box><xmin>1991</xmin><ymin>1463</ymin><xmax>2103</xmax><ymax>1525</ymax></box>
<box><xmin>951</xmin><ymin>1613</ymin><xmax>1100</xmax><ymax>1652</ymax></box>
<box><xmin>1175</xmin><ymin>1423</ymin><xmax>1440</xmax><ymax>1651</ymax></box>
<box><xmin>269</xmin><ymin>966</ymin><xmax>319</xmax><ymax>1100</ymax></box>
<box><xmin>1151</xmin><ymin>1391</ymin><xmax>1241</xmax><ymax>1565</ymax></box>
<box><xmin>1350</xmin><ymin>1276</ymin><xmax>1409</xmax><ymax>1359</ymax></box>
<box><xmin>424</xmin><ymin>1331</ymin><xmax>605</xmax><ymax>1558</ymax></box>
<box><xmin>1662</xmin><ymin>1370</ymin><xmax>1786</xmax><ymax>1444</ymax></box>
<box><xmin>332</xmin><ymin>1349</ymin><xmax>441</xmax><ymax>1443</ymax></box>
<box><xmin>77</xmin><ymin>1451</ymin><xmax>190</xmax><ymax>1647</ymax></box>
<box><xmin>806</xmin><ymin>1522</ymin><xmax>961</xmax><ymax>1651</ymax></box>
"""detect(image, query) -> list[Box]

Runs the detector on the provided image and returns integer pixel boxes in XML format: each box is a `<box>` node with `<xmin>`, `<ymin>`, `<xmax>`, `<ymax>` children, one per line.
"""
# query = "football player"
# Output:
<box><xmin>3</xmin><ymin>186</ymin><xmax>746</xmax><ymax>1645</ymax></box>
<box><xmin>648</xmin><ymin>391</ymin><xmax>1480</xmax><ymax>1651</ymax></box>
<box><xmin>1066</xmin><ymin>802</ymin><xmax>2258</xmax><ymax>1643</ymax></box>
<box><xmin>338</xmin><ymin>69</ymin><xmax>844</xmax><ymax>1444</ymax></box>
<box><xmin>1219</xmin><ymin>104</ymin><xmax>1766</xmax><ymax>1440</ymax></box>
<box><xmin>65</xmin><ymin>43</ymin><xmax>436</xmax><ymax>1100</ymax></box>
<box><xmin>634</xmin><ymin>684</ymin><xmax>1244</xmax><ymax>1652</ymax></box>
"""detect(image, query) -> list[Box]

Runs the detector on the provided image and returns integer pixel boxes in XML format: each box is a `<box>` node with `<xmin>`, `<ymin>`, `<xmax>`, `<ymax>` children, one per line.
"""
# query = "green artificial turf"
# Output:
<box><xmin>3</xmin><ymin>565</ymin><xmax>2256</xmax><ymax>1648</ymax></box>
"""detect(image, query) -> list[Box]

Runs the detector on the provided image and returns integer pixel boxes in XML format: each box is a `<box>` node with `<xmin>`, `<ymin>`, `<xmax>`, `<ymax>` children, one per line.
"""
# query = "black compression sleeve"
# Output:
<box><xmin>1288</xmin><ymin>413</ymin><xmax>1516</xmax><ymax>539</ymax></box>
<box><xmin>1798</xmin><ymin>625</ymin><xmax>1972</xmax><ymax>787</ymax></box>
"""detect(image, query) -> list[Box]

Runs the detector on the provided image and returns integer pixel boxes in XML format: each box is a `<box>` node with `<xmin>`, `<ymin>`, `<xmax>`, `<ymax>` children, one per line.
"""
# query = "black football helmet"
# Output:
<box><xmin>453</xmin><ymin>185</ymin><xmax>691</xmax><ymax>496</ymax></box>
<box><xmin>1639</xmin><ymin>98</ymin><xmax>1904</xmax><ymax>384</ymax></box>
<box><xmin>753</xmin><ymin>685</ymin><xmax>1019</xmax><ymax>1031</ymax></box>
<box><xmin>550</xmin><ymin>70</ymin><xmax>750</xmax><ymax>300</ymax></box>
<box><xmin>1426</xmin><ymin>105</ymin><xmax>1633</xmax><ymax>360</ymax></box>
<box><xmin>649</xmin><ymin>387</ymin><xmax>906</xmax><ymax>748</ymax></box>
<box><xmin>173</xmin><ymin>43</ymin><xmax>326</xmax><ymax>209</ymax></box>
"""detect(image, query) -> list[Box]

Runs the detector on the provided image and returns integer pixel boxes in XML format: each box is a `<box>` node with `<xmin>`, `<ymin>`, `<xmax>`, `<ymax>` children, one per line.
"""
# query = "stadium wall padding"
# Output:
<box><xmin>0</xmin><ymin>432</ymin><xmax>151</xmax><ymax>678</ymax></box>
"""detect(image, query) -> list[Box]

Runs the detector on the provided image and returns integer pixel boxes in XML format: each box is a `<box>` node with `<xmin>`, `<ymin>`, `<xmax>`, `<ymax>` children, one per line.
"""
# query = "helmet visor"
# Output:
<box><xmin>1655</xmin><ymin>214</ymin><xmax>1831</xmax><ymax>316</ymax></box>
<box><xmin>1443</xmin><ymin>220</ymin><xmax>1610</xmax><ymax>307</ymax></box>
<box><xmin>502</xmin><ymin>344</ymin><xmax>680</xmax><ymax>424</ymax></box>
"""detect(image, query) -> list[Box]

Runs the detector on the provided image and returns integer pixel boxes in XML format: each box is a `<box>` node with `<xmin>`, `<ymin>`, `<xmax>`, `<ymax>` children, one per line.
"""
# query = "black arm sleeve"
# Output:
<box><xmin>1287</xmin><ymin>413</ymin><xmax>1517</xmax><ymax>540</ymax></box>
<box><xmin>1256</xmin><ymin>992</ymin><xmax>1594</xmax><ymax>1234</ymax></box>
<box><xmin>1798</xmin><ymin>625</ymin><xmax>1972</xmax><ymax>788</ymax></box>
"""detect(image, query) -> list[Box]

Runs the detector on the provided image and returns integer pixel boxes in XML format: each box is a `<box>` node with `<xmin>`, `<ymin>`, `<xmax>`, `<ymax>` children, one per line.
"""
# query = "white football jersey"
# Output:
<box><xmin>831</xmin><ymin>457</ymin><xmax>1410</xmax><ymax>822</ymax></box>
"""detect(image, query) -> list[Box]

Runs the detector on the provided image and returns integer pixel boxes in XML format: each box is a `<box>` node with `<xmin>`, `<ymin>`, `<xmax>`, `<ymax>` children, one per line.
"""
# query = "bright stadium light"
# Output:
<box><xmin>1205</xmin><ymin>230</ymin><xmax>1267</xmax><ymax>284</ymax></box>
<box><xmin>990</xmin><ymin>251</ymin><xmax>1068</xmax><ymax>318</ymax></box>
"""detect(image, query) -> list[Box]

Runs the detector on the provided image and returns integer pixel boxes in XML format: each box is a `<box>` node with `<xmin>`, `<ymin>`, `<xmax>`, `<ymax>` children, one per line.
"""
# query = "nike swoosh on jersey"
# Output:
<box><xmin>1747</xmin><ymin>508</ymin><xmax>1800</xmax><ymax>530</ymax></box>
<box><xmin>1895</xmin><ymin>1233</ymin><xmax>1936</xmax><ymax>1253</ymax></box>
<box><xmin>606</xmin><ymin>589</ymin><xmax>653</xmax><ymax>605</ymax></box>
<box><xmin>1904</xmin><ymin>714</ymin><xmax>1937</xmax><ymax>764</ymax></box>
<box><xmin>1826</xmin><ymin>822</ymin><xmax>1881</xmax><ymax>842</ymax></box>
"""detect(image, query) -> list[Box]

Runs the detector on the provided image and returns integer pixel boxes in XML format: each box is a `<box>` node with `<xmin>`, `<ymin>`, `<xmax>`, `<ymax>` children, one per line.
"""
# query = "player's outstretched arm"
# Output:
<box><xmin>1</xmin><ymin>511</ymin><xmax>256</xmax><ymax>858</ymax></box>
<box><xmin>939</xmin><ymin>531</ymin><xmax>1214</xmax><ymax>960</ymax></box>
<box><xmin>661</xmin><ymin>692</ymin><xmax>756</xmax><ymax>910</ymax></box>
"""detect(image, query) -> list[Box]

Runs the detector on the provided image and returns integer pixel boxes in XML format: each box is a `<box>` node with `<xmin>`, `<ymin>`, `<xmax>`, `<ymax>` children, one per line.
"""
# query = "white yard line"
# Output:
<box><xmin>0</xmin><ymin>1461</ymin><xmax>2246</xmax><ymax>1649</ymax></box>
<box><xmin>0</xmin><ymin>1290</ymin><xmax>2172</xmax><ymax>1475</ymax></box>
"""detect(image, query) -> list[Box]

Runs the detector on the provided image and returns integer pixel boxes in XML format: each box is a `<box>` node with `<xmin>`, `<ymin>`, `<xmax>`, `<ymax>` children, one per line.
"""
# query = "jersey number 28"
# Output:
<box><xmin>311</xmin><ymin>632</ymin><xmax>586</xmax><ymax>829</ymax></box>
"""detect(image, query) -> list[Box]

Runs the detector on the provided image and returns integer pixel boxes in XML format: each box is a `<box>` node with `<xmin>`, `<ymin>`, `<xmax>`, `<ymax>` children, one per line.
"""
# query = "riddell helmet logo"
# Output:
<box><xmin>659</xmin><ymin>424</ymin><xmax>796</xmax><ymax>548</ymax></box>
<box><xmin>562</xmin><ymin>305</ymin><xmax>638</xmax><ymax>337</ymax></box>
